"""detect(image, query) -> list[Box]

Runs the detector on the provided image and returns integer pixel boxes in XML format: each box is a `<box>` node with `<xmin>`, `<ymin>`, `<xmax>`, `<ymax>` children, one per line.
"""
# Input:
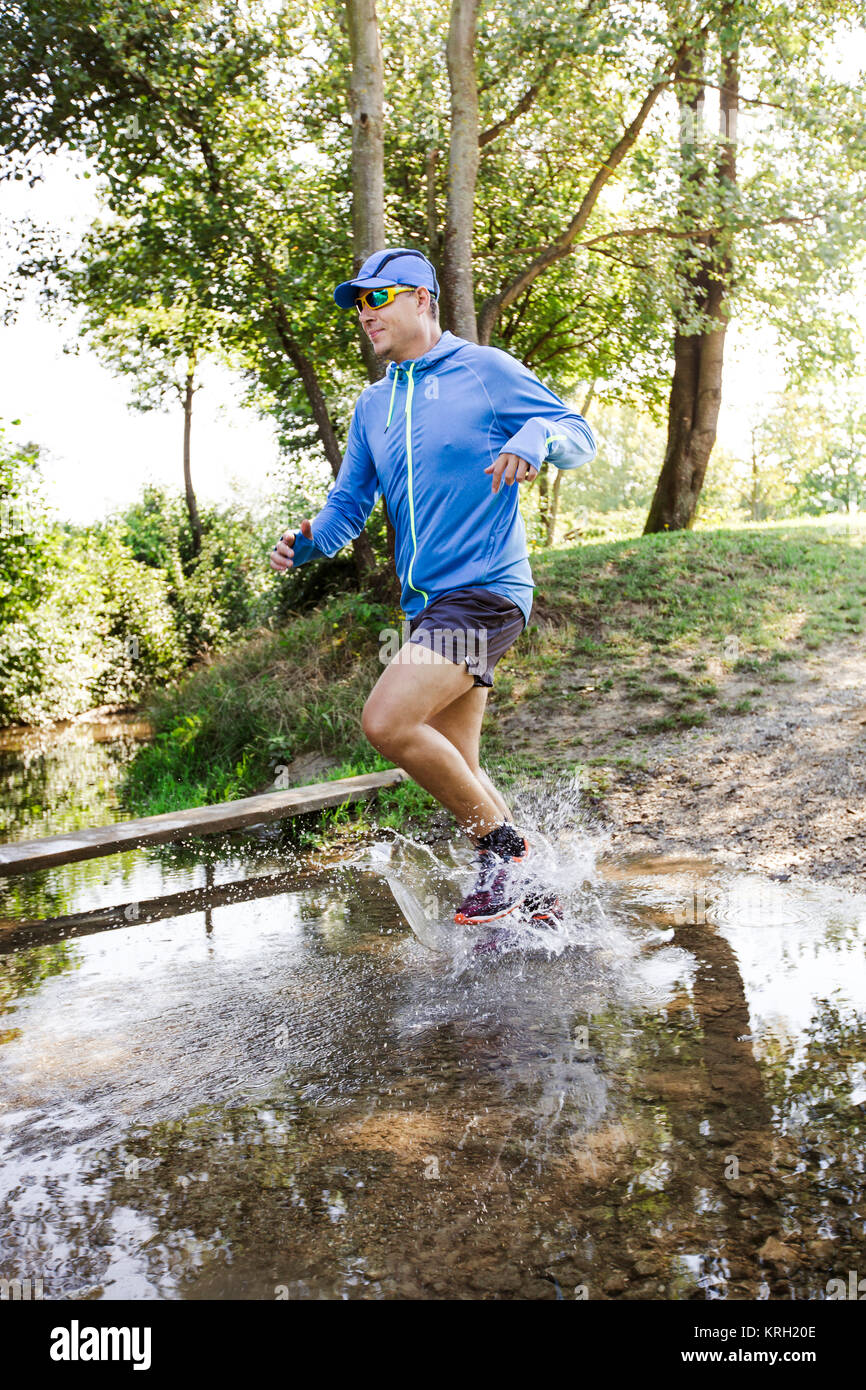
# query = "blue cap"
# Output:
<box><xmin>333</xmin><ymin>247</ymin><xmax>440</xmax><ymax>309</ymax></box>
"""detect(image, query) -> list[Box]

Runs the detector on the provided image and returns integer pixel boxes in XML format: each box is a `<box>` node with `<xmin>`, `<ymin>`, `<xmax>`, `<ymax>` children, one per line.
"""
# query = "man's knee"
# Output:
<box><xmin>362</xmin><ymin>697</ymin><xmax>400</xmax><ymax>755</ymax></box>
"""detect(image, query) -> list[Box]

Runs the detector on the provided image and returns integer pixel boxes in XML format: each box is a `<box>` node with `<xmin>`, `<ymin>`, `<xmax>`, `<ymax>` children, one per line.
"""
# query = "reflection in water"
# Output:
<box><xmin>0</xmin><ymin>715</ymin><xmax>154</xmax><ymax>928</ymax></box>
<box><xmin>0</xmin><ymin>714</ymin><xmax>151</xmax><ymax>843</ymax></box>
<box><xmin>1</xmin><ymin>822</ymin><xmax>865</xmax><ymax>1300</ymax></box>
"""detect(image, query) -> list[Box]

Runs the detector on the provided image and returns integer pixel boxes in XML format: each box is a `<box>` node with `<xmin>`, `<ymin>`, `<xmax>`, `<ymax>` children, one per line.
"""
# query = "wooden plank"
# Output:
<box><xmin>0</xmin><ymin>769</ymin><xmax>408</xmax><ymax>877</ymax></box>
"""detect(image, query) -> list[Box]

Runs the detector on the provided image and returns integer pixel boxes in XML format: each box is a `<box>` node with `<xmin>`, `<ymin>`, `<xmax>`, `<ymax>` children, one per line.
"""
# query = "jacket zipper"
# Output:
<box><xmin>403</xmin><ymin>363</ymin><xmax>429</xmax><ymax>605</ymax></box>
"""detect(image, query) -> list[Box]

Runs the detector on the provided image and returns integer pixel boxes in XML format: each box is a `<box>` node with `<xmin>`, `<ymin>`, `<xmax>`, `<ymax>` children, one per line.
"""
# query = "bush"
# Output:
<box><xmin>1</xmin><ymin>452</ymin><xmax>394</xmax><ymax>727</ymax></box>
<box><xmin>114</xmin><ymin>484</ymin><xmax>300</xmax><ymax>653</ymax></box>
<box><xmin>0</xmin><ymin>525</ymin><xmax>183</xmax><ymax>726</ymax></box>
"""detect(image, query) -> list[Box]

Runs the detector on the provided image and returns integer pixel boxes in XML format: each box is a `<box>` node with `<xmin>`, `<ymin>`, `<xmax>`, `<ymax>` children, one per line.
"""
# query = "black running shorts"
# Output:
<box><xmin>407</xmin><ymin>586</ymin><xmax>527</xmax><ymax>688</ymax></box>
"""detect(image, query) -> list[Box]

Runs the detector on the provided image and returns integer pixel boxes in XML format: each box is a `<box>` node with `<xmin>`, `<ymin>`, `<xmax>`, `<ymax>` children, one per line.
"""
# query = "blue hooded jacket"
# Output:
<box><xmin>289</xmin><ymin>331</ymin><xmax>596</xmax><ymax>624</ymax></box>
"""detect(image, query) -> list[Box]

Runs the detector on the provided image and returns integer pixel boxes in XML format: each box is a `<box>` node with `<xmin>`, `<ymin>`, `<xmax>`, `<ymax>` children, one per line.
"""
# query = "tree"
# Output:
<box><xmin>643</xmin><ymin>0</ymin><xmax>866</xmax><ymax>530</ymax></box>
<box><xmin>0</xmin><ymin>3</ymin><xmax>680</xmax><ymax>406</ymax></box>
<box><xmin>2</xmin><ymin>0</ymin><xmax>864</xmax><ymax>556</ymax></box>
<box><xmin>443</xmin><ymin>0</ymin><xmax>480</xmax><ymax>340</ymax></box>
<box><xmin>0</xmin><ymin>0</ymin><xmax>379</xmax><ymax>578</ymax></box>
<box><xmin>644</xmin><ymin>10</ymin><xmax>739</xmax><ymax>532</ymax></box>
<box><xmin>346</xmin><ymin>0</ymin><xmax>386</xmax><ymax>386</ymax></box>
<box><xmin>0</xmin><ymin>429</ymin><xmax>183</xmax><ymax>724</ymax></box>
<box><xmin>0</xmin><ymin>422</ymin><xmax>48</xmax><ymax>627</ymax></box>
<box><xmin>67</xmin><ymin>229</ymin><xmax>227</xmax><ymax>554</ymax></box>
<box><xmin>763</xmin><ymin>383</ymin><xmax>866</xmax><ymax>516</ymax></box>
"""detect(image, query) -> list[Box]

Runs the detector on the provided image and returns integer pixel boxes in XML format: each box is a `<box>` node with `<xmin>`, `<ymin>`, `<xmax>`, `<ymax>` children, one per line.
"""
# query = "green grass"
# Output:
<box><xmin>639</xmin><ymin>710</ymin><xmax>708</xmax><ymax>733</ymax></box>
<box><xmin>122</xmin><ymin>591</ymin><xmax>398</xmax><ymax>814</ymax></box>
<box><xmin>530</xmin><ymin>517</ymin><xmax>866</xmax><ymax>660</ymax></box>
<box><xmin>122</xmin><ymin>517</ymin><xmax>866</xmax><ymax>831</ymax></box>
<box><xmin>492</xmin><ymin>518</ymin><xmax>866</xmax><ymax>725</ymax></box>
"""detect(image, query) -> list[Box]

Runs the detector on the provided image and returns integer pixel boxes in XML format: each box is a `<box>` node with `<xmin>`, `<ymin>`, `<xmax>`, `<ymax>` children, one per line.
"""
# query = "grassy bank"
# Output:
<box><xmin>123</xmin><ymin>516</ymin><xmax>866</xmax><ymax>833</ymax></box>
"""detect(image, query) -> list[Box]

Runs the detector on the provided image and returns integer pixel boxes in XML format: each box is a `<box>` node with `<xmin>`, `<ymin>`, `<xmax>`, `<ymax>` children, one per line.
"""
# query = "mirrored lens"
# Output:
<box><xmin>356</xmin><ymin>286</ymin><xmax>399</xmax><ymax>312</ymax></box>
<box><xmin>355</xmin><ymin>284</ymin><xmax>413</xmax><ymax>313</ymax></box>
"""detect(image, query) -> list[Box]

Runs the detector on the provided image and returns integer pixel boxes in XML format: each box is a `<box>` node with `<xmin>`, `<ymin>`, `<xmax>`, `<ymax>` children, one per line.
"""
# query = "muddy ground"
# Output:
<box><xmin>502</xmin><ymin>635</ymin><xmax>865</xmax><ymax>895</ymax></box>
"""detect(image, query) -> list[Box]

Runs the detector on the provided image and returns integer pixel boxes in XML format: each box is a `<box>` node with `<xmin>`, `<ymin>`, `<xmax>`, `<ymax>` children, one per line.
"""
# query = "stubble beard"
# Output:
<box><xmin>377</xmin><ymin>344</ymin><xmax>405</xmax><ymax>365</ymax></box>
<box><xmin>368</xmin><ymin>328</ymin><xmax>399</xmax><ymax>362</ymax></box>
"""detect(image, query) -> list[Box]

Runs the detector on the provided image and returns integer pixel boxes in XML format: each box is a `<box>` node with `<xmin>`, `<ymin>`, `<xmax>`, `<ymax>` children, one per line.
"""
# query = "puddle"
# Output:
<box><xmin>1</xmin><ymin>805</ymin><xmax>865</xmax><ymax>1299</ymax></box>
<box><xmin>0</xmin><ymin>713</ymin><xmax>150</xmax><ymax>847</ymax></box>
<box><xmin>1</xmin><ymin>741</ymin><xmax>865</xmax><ymax>1300</ymax></box>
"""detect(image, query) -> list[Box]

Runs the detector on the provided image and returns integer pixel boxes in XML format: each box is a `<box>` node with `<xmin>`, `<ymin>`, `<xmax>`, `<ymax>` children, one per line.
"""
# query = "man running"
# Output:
<box><xmin>270</xmin><ymin>247</ymin><xmax>596</xmax><ymax>928</ymax></box>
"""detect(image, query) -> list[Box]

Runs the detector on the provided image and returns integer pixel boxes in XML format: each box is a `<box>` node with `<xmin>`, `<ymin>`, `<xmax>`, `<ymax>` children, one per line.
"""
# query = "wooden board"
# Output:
<box><xmin>0</xmin><ymin>769</ymin><xmax>408</xmax><ymax>877</ymax></box>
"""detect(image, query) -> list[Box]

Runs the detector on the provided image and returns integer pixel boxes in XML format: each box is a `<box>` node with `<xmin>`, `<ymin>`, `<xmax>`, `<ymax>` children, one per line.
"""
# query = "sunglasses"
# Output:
<box><xmin>355</xmin><ymin>284</ymin><xmax>417</xmax><ymax>313</ymax></box>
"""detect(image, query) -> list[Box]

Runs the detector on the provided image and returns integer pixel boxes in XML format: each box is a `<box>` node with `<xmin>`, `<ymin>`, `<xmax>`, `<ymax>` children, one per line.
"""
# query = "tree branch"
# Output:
<box><xmin>500</xmin><ymin>282</ymin><xmax>533</xmax><ymax>343</ymax></box>
<box><xmin>575</xmin><ymin>208</ymin><xmax>828</xmax><ymax>251</ymax></box>
<box><xmin>478</xmin><ymin>60</ymin><xmax>556</xmax><ymax>148</ymax></box>
<box><xmin>476</xmin><ymin>33</ymin><xmax>706</xmax><ymax>343</ymax></box>
<box><xmin>670</xmin><ymin>74</ymin><xmax>787</xmax><ymax>112</ymax></box>
<box><xmin>529</xmin><ymin>337</ymin><xmax>584</xmax><ymax>368</ymax></box>
<box><xmin>520</xmin><ymin>308</ymin><xmax>573</xmax><ymax>363</ymax></box>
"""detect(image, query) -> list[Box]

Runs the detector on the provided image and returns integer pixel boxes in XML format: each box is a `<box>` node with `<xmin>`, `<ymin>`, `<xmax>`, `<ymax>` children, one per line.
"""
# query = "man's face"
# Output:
<box><xmin>357</xmin><ymin>285</ymin><xmax>427</xmax><ymax>360</ymax></box>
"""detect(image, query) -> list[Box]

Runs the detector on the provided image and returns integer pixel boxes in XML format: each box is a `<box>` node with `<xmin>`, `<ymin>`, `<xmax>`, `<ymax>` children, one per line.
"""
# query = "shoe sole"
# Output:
<box><xmin>454</xmin><ymin>895</ymin><xmax>525</xmax><ymax>927</ymax></box>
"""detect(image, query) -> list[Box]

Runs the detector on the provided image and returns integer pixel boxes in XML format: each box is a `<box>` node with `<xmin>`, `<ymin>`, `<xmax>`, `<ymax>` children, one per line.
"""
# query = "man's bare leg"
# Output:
<box><xmin>362</xmin><ymin>642</ymin><xmax>507</xmax><ymax>839</ymax></box>
<box><xmin>425</xmin><ymin>684</ymin><xmax>513</xmax><ymax>831</ymax></box>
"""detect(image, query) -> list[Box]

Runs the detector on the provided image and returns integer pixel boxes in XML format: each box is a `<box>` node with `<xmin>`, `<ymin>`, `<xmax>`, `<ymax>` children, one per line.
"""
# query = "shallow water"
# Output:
<box><xmin>0</xmin><ymin>713</ymin><xmax>151</xmax><ymax>842</ymax></box>
<box><xmin>1</xmin><ymin>749</ymin><xmax>865</xmax><ymax>1300</ymax></box>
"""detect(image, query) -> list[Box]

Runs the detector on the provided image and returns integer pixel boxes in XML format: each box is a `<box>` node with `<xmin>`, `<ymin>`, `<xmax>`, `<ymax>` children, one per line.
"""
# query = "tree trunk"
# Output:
<box><xmin>645</xmin><ymin>23</ymin><xmax>739</xmax><ymax>534</ymax></box>
<box><xmin>346</xmin><ymin>0</ymin><xmax>398</xmax><ymax>598</ymax></box>
<box><xmin>275</xmin><ymin>320</ymin><xmax>377</xmax><ymax>578</ymax></box>
<box><xmin>537</xmin><ymin>466</ymin><xmax>549</xmax><ymax>542</ymax></box>
<box><xmin>443</xmin><ymin>0</ymin><xmax>479</xmax><ymax>340</ymax></box>
<box><xmin>346</xmin><ymin>0</ymin><xmax>386</xmax><ymax>386</ymax></box>
<box><xmin>425</xmin><ymin>145</ymin><xmax>442</xmax><ymax>265</ymax></box>
<box><xmin>548</xmin><ymin>470</ymin><xmax>560</xmax><ymax>545</ymax></box>
<box><xmin>272</xmin><ymin>345</ymin><xmax>376</xmax><ymax>586</ymax></box>
<box><xmin>182</xmin><ymin>353</ymin><xmax>202</xmax><ymax>555</ymax></box>
<box><xmin>644</xmin><ymin>294</ymin><xmax>728</xmax><ymax>533</ymax></box>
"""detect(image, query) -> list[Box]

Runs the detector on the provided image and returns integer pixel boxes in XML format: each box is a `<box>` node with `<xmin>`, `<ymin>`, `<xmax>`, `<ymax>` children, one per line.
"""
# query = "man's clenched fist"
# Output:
<box><xmin>270</xmin><ymin>518</ymin><xmax>313</xmax><ymax>572</ymax></box>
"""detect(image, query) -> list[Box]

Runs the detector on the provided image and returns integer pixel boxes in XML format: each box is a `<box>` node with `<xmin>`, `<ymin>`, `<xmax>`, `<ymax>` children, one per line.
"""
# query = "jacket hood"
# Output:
<box><xmin>386</xmin><ymin>330</ymin><xmax>468</xmax><ymax>378</ymax></box>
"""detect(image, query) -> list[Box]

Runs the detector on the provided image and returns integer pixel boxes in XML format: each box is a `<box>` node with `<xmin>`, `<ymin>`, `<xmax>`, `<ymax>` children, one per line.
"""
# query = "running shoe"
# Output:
<box><xmin>523</xmin><ymin>886</ymin><xmax>564</xmax><ymax>925</ymax></box>
<box><xmin>454</xmin><ymin>835</ymin><xmax>530</xmax><ymax>926</ymax></box>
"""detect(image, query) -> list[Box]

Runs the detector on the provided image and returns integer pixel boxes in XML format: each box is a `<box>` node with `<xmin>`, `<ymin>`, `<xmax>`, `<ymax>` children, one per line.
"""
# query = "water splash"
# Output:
<box><xmin>355</xmin><ymin>770</ymin><xmax>618</xmax><ymax>961</ymax></box>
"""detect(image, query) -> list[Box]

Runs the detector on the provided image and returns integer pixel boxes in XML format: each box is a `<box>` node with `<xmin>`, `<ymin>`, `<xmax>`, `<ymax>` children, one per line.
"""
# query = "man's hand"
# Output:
<box><xmin>484</xmin><ymin>453</ymin><xmax>539</xmax><ymax>494</ymax></box>
<box><xmin>270</xmin><ymin>518</ymin><xmax>313</xmax><ymax>572</ymax></box>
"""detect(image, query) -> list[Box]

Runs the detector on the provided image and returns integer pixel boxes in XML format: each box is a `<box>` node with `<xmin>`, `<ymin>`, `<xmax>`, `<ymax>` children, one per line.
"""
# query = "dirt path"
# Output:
<box><xmin>502</xmin><ymin>635</ymin><xmax>866</xmax><ymax>894</ymax></box>
<box><xmin>595</xmin><ymin>639</ymin><xmax>865</xmax><ymax>892</ymax></box>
